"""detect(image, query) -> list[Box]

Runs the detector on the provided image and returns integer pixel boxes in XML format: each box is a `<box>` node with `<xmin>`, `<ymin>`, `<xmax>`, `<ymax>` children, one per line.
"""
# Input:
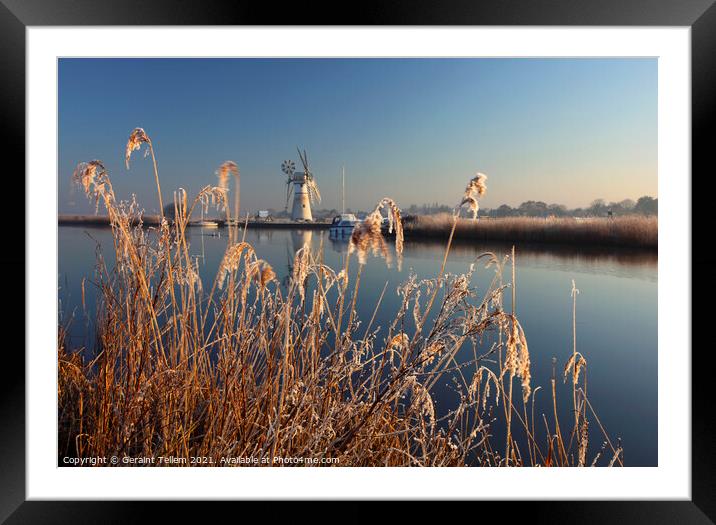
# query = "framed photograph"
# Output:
<box><xmin>3</xmin><ymin>0</ymin><xmax>711</xmax><ymax>520</ymax></box>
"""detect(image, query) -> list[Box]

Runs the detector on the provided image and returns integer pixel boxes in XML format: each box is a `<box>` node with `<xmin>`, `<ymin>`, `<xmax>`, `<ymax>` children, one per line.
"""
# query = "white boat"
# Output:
<box><xmin>329</xmin><ymin>167</ymin><xmax>360</xmax><ymax>239</ymax></box>
<box><xmin>196</xmin><ymin>204</ymin><xmax>219</xmax><ymax>228</ymax></box>
<box><xmin>329</xmin><ymin>213</ymin><xmax>359</xmax><ymax>239</ymax></box>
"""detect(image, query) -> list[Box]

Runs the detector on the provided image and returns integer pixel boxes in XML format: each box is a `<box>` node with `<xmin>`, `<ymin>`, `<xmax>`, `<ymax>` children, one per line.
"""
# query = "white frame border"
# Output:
<box><xmin>28</xmin><ymin>27</ymin><xmax>690</xmax><ymax>500</ymax></box>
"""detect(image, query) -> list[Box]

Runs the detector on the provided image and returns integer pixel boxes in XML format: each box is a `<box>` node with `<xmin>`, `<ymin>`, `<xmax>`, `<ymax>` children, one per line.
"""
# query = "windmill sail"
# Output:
<box><xmin>307</xmin><ymin>178</ymin><xmax>321</xmax><ymax>204</ymax></box>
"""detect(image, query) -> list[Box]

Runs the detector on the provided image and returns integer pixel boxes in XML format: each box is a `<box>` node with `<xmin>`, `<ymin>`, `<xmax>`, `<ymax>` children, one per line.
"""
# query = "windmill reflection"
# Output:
<box><xmin>283</xmin><ymin>229</ymin><xmax>315</xmax><ymax>287</ymax></box>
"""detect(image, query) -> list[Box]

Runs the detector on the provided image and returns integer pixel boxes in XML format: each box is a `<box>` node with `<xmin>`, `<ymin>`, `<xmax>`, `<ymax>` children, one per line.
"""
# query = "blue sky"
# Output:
<box><xmin>58</xmin><ymin>58</ymin><xmax>657</xmax><ymax>215</ymax></box>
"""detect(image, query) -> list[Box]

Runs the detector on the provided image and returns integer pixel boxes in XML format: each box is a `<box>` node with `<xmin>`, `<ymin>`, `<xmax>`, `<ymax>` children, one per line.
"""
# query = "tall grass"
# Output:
<box><xmin>404</xmin><ymin>214</ymin><xmax>657</xmax><ymax>249</ymax></box>
<box><xmin>59</xmin><ymin>146</ymin><xmax>622</xmax><ymax>467</ymax></box>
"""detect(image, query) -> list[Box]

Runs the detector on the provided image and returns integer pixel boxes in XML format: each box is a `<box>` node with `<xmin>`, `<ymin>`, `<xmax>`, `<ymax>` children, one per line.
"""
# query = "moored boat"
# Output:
<box><xmin>329</xmin><ymin>213</ymin><xmax>359</xmax><ymax>239</ymax></box>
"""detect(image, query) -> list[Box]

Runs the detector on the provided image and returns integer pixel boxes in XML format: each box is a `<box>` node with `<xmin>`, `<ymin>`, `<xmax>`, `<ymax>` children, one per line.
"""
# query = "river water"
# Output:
<box><xmin>58</xmin><ymin>225</ymin><xmax>657</xmax><ymax>466</ymax></box>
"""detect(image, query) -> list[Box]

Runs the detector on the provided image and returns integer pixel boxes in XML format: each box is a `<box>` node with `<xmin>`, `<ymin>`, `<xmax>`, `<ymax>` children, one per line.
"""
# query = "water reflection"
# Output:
<box><xmin>405</xmin><ymin>239</ymin><xmax>657</xmax><ymax>282</ymax></box>
<box><xmin>290</xmin><ymin>229</ymin><xmax>314</xmax><ymax>253</ymax></box>
<box><xmin>58</xmin><ymin>225</ymin><xmax>658</xmax><ymax>465</ymax></box>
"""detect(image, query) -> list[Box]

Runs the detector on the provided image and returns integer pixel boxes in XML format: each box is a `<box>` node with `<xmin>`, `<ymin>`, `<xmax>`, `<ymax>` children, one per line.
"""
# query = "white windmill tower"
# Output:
<box><xmin>282</xmin><ymin>147</ymin><xmax>321</xmax><ymax>222</ymax></box>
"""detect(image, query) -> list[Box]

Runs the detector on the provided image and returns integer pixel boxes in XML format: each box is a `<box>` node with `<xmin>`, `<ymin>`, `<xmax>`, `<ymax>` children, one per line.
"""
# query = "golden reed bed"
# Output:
<box><xmin>58</xmin><ymin>129</ymin><xmax>623</xmax><ymax>467</ymax></box>
<box><xmin>404</xmin><ymin>214</ymin><xmax>657</xmax><ymax>249</ymax></box>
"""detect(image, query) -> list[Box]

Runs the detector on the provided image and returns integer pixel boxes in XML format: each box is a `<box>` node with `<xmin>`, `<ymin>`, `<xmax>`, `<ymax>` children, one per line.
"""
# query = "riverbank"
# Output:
<box><xmin>402</xmin><ymin>214</ymin><xmax>657</xmax><ymax>250</ymax></box>
<box><xmin>58</xmin><ymin>214</ymin><xmax>332</xmax><ymax>229</ymax></box>
<box><xmin>59</xmin><ymin>214</ymin><xmax>657</xmax><ymax>249</ymax></box>
<box><xmin>59</xmin><ymin>214</ymin><xmax>162</xmax><ymax>226</ymax></box>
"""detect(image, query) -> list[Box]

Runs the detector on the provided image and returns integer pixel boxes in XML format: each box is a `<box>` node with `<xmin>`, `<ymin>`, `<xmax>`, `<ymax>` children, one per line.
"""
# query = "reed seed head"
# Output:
<box><xmin>459</xmin><ymin>172</ymin><xmax>488</xmax><ymax>220</ymax></box>
<box><xmin>578</xmin><ymin>418</ymin><xmax>589</xmax><ymax>467</ymax></box>
<box><xmin>125</xmin><ymin>128</ymin><xmax>151</xmax><ymax>169</ymax></box>
<box><xmin>292</xmin><ymin>245</ymin><xmax>312</xmax><ymax>302</ymax></box>
<box><xmin>503</xmin><ymin>317</ymin><xmax>531</xmax><ymax>402</ymax></box>
<box><xmin>216</xmin><ymin>241</ymin><xmax>256</xmax><ymax>289</ymax></box>
<box><xmin>349</xmin><ymin>197</ymin><xmax>403</xmax><ymax>267</ymax></box>
<box><xmin>563</xmin><ymin>352</ymin><xmax>587</xmax><ymax>385</ymax></box>
<box><xmin>72</xmin><ymin>160</ymin><xmax>113</xmax><ymax>212</ymax></box>
<box><xmin>422</xmin><ymin>341</ymin><xmax>444</xmax><ymax>365</ymax></box>
<box><xmin>72</xmin><ymin>160</ymin><xmax>106</xmax><ymax>197</ymax></box>
<box><xmin>467</xmin><ymin>173</ymin><xmax>488</xmax><ymax>198</ymax></box>
<box><xmin>250</xmin><ymin>259</ymin><xmax>276</xmax><ymax>289</ymax></box>
<box><xmin>216</xmin><ymin>161</ymin><xmax>239</xmax><ymax>191</ymax></box>
<box><xmin>197</xmin><ymin>185</ymin><xmax>228</xmax><ymax>214</ymax></box>
<box><xmin>388</xmin><ymin>333</ymin><xmax>409</xmax><ymax>349</ymax></box>
<box><xmin>350</xmin><ymin>210</ymin><xmax>388</xmax><ymax>265</ymax></box>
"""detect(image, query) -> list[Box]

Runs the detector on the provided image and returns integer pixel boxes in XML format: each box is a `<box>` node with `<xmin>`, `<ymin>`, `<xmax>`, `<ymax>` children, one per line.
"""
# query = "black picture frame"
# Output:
<box><xmin>2</xmin><ymin>0</ymin><xmax>710</xmax><ymax>521</ymax></box>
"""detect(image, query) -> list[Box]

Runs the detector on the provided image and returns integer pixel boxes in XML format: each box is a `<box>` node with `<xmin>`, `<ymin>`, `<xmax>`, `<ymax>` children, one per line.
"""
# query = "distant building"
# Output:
<box><xmin>256</xmin><ymin>210</ymin><xmax>272</xmax><ymax>221</ymax></box>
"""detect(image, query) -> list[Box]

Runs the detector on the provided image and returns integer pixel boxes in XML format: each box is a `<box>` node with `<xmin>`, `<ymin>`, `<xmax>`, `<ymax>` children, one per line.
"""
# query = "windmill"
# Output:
<box><xmin>281</xmin><ymin>147</ymin><xmax>321</xmax><ymax>221</ymax></box>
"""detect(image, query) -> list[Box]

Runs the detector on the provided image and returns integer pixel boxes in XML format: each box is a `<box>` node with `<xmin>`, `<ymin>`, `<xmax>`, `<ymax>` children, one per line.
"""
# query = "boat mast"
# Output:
<box><xmin>341</xmin><ymin>166</ymin><xmax>345</xmax><ymax>214</ymax></box>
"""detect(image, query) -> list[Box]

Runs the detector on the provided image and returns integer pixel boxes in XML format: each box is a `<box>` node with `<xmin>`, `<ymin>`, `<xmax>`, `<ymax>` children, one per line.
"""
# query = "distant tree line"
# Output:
<box><xmin>405</xmin><ymin>203</ymin><xmax>454</xmax><ymax>215</ymax></box>
<box><xmin>185</xmin><ymin>196</ymin><xmax>657</xmax><ymax>221</ymax></box>
<box><xmin>405</xmin><ymin>196</ymin><xmax>658</xmax><ymax>218</ymax></box>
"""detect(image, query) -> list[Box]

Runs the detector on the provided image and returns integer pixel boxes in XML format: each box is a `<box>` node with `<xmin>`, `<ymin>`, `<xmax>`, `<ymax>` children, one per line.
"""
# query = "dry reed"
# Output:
<box><xmin>216</xmin><ymin>161</ymin><xmax>240</xmax><ymax>231</ymax></box>
<box><xmin>58</xmin><ymin>132</ymin><xmax>622</xmax><ymax>467</ymax></box>
<box><xmin>349</xmin><ymin>197</ymin><xmax>404</xmax><ymax>268</ymax></box>
<box><xmin>405</xmin><ymin>214</ymin><xmax>657</xmax><ymax>249</ymax></box>
<box><xmin>459</xmin><ymin>173</ymin><xmax>488</xmax><ymax>219</ymax></box>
